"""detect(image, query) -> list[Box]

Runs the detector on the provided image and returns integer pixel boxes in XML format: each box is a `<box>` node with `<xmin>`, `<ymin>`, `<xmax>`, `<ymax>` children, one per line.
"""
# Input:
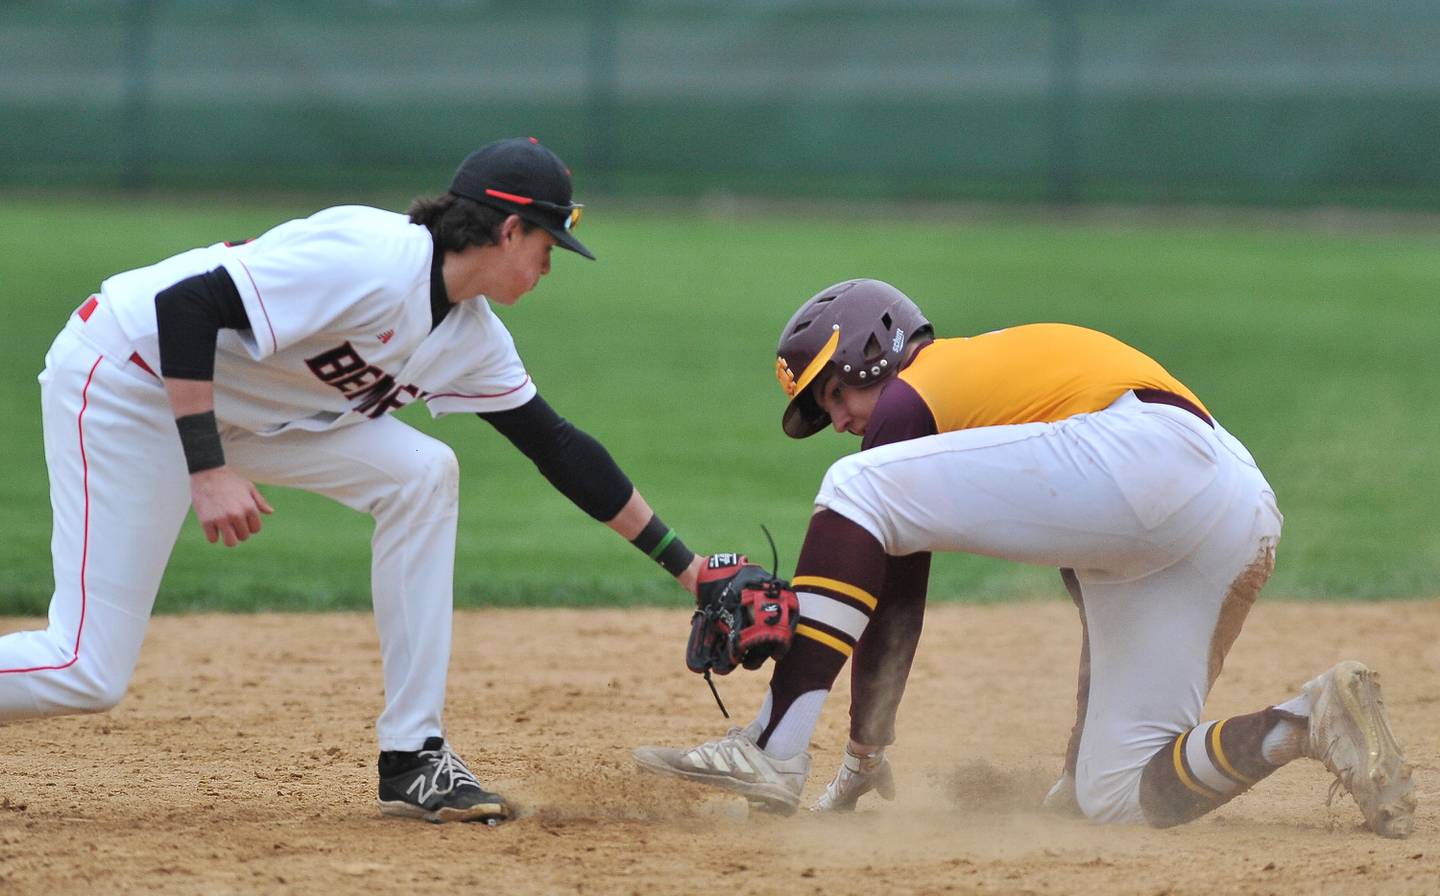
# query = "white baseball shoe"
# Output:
<box><xmin>810</xmin><ymin>745</ymin><xmax>896</xmax><ymax>812</ymax></box>
<box><xmin>1305</xmin><ymin>661</ymin><xmax>1416</xmax><ymax>838</ymax></box>
<box><xmin>633</xmin><ymin>728</ymin><xmax>810</xmax><ymax>815</ymax></box>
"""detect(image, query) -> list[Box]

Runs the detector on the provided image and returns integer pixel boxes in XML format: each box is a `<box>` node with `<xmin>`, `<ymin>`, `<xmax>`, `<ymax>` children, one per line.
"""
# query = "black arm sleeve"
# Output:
<box><xmin>478</xmin><ymin>395</ymin><xmax>634</xmax><ymax>522</ymax></box>
<box><xmin>155</xmin><ymin>266</ymin><xmax>251</xmax><ymax>380</ymax></box>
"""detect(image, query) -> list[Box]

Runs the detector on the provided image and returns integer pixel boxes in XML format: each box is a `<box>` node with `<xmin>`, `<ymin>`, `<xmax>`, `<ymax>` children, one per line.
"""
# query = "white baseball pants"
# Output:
<box><xmin>0</xmin><ymin>300</ymin><xmax>460</xmax><ymax>751</ymax></box>
<box><xmin>816</xmin><ymin>390</ymin><xmax>1283</xmax><ymax>823</ymax></box>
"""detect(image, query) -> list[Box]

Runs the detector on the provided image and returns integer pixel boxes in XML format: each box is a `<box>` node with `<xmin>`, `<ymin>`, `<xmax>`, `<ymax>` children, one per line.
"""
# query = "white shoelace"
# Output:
<box><xmin>820</xmin><ymin>770</ymin><xmax>854</xmax><ymax>805</ymax></box>
<box><xmin>419</xmin><ymin>744</ymin><xmax>483</xmax><ymax>796</ymax></box>
<box><xmin>816</xmin><ymin>750</ymin><xmax>882</xmax><ymax>808</ymax></box>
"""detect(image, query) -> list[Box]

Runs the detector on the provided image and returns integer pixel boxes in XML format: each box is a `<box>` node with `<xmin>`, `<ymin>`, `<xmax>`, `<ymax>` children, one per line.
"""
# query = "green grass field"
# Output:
<box><xmin>1</xmin><ymin>197</ymin><xmax>1436</xmax><ymax>614</ymax></box>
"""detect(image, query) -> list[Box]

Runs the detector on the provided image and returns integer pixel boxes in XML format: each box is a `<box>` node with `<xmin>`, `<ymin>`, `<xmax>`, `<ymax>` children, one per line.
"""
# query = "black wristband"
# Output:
<box><xmin>631</xmin><ymin>514</ymin><xmax>696</xmax><ymax>577</ymax></box>
<box><xmin>175</xmin><ymin>411</ymin><xmax>226</xmax><ymax>474</ymax></box>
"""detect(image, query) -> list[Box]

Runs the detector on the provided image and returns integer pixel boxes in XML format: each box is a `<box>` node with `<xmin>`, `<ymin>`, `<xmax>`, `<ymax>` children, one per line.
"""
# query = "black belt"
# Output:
<box><xmin>1132</xmin><ymin>388</ymin><xmax>1213</xmax><ymax>428</ymax></box>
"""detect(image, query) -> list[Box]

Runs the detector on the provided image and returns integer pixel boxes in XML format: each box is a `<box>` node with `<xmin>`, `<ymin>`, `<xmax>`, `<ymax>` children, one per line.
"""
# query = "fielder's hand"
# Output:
<box><xmin>686</xmin><ymin>553</ymin><xmax>799</xmax><ymax>675</ymax></box>
<box><xmin>189</xmin><ymin>467</ymin><xmax>273</xmax><ymax>547</ymax></box>
<box><xmin>677</xmin><ymin>553</ymin><xmax>703</xmax><ymax>599</ymax></box>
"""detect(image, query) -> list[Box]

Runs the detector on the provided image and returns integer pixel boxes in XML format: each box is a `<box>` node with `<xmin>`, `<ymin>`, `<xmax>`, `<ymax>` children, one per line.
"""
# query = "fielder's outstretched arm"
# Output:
<box><xmin>479</xmin><ymin>397</ymin><xmax>704</xmax><ymax>596</ymax></box>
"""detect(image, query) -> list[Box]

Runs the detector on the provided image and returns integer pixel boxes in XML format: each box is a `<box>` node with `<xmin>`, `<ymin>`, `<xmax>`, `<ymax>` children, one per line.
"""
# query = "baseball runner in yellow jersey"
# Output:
<box><xmin>636</xmin><ymin>279</ymin><xmax>1416</xmax><ymax>837</ymax></box>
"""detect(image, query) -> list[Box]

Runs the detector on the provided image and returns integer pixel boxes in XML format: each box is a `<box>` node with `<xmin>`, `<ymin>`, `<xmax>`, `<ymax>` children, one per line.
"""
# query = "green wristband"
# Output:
<box><xmin>648</xmin><ymin>529</ymin><xmax>678</xmax><ymax>560</ymax></box>
<box><xmin>631</xmin><ymin>514</ymin><xmax>696</xmax><ymax>576</ymax></box>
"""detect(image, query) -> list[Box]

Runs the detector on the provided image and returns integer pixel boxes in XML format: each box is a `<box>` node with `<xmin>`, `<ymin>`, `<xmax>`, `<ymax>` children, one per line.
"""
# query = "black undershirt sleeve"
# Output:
<box><xmin>155</xmin><ymin>266</ymin><xmax>251</xmax><ymax>380</ymax></box>
<box><xmin>478</xmin><ymin>395</ymin><xmax>634</xmax><ymax>522</ymax></box>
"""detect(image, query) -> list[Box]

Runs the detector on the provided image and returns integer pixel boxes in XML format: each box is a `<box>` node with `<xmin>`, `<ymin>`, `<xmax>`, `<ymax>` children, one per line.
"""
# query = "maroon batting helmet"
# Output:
<box><xmin>774</xmin><ymin>279</ymin><xmax>930</xmax><ymax>439</ymax></box>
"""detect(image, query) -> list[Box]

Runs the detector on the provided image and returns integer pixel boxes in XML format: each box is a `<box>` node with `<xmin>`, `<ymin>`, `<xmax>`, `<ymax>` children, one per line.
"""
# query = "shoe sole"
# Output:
<box><xmin>633</xmin><ymin>749</ymin><xmax>800</xmax><ymax>815</ymax></box>
<box><xmin>1321</xmin><ymin>661</ymin><xmax>1416</xmax><ymax>839</ymax></box>
<box><xmin>378</xmin><ymin>798</ymin><xmax>509</xmax><ymax>825</ymax></box>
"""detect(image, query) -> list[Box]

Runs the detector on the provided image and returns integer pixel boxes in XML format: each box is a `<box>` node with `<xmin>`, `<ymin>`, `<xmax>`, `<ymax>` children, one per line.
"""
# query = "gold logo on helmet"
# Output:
<box><xmin>776</xmin><ymin>329</ymin><xmax>841</xmax><ymax>401</ymax></box>
<box><xmin>776</xmin><ymin>357</ymin><xmax>799</xmax><ymax>397</ymax></box>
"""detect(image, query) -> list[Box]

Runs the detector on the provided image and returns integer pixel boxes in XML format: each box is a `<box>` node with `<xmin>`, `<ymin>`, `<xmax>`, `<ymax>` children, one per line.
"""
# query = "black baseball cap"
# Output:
<box><xmin>449</xmin><ymin>137</ymin><xmax>595</xmax><ymax>260</ymax></box>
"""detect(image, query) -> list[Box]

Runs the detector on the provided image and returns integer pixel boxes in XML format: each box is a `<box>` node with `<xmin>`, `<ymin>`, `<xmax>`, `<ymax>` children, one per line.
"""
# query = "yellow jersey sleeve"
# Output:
<box><xmin>898</xmin><ymin>324</ymin><xmax>1208</xmax><ymax>433</ymax></box>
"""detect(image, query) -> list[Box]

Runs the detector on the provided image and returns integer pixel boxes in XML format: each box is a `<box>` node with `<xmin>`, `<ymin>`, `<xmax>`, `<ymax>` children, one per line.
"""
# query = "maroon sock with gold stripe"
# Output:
<box><xmin>1137</xmin><ymin>707</ymin><xmax>1294</xmax><ymax>827</ymax></box>
<box><xmin>755</xmin><ymin>510</ymin><xmax>887</xmax><ymax>753</ymax></box>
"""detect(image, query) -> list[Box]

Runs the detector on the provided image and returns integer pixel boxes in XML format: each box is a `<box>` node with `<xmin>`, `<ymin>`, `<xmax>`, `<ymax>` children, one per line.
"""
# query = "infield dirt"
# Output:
<box><xmin>2</xmin><ymin>600</ymin><xmax>1436</xmax><ymax>895</ymax></box>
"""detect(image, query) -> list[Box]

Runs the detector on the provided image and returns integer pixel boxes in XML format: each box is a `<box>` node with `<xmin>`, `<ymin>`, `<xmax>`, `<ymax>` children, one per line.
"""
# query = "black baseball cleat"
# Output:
<box><xmin>377</xmin><ymin>737</ymin><xmax>511</xmax><ymax>824</ymax></box>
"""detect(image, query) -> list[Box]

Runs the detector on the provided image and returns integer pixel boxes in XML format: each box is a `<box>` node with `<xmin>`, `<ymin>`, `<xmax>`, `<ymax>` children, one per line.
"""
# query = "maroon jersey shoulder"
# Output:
<box><xmin>862</xmin><ymin>377</ymin><xmax>938</xmax><ymax>450</ymax></box>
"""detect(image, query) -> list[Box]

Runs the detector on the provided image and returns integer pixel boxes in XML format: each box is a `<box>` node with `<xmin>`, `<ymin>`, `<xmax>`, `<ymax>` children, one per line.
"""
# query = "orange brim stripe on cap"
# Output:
<box><xmin>791</xmin><ymin>575</ymin><xmax>877</xmax><ymax>610</ymax></box>
<box><xmin>795</xmin><ymin>624</ymin><xmax>853</xmax><ymax>657</ymax></box>
<box><xmin>483</xmin><ymin>188</ymin><xmax>535</xmax><ymax>206</ymax></box>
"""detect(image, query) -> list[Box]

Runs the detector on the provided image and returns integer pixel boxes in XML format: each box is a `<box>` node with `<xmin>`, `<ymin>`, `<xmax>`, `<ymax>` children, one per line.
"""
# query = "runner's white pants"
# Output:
<box><xmin>0</xmin><ymin>302</ymin><xmax>459</xmax><ymax>751</ymax></box>
<box><xmin>816</xmin><ymin>391</ymin><xmax>1283</xmax><ymax>824</ymax></box>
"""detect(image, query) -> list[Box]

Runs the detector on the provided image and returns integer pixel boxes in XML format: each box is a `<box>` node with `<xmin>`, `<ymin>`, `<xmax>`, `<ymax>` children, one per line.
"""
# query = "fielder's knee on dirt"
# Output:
<box><xmin>60</xmin><ymin>672</ymin><xmax>129</xmax><ymax>714</ymax></box>
<box><xmin>23</xmin><ymin>663</ymin><xmax>130</xmax><ymax>716</ymax></box>
<box><xmin>0</xmin><ymin>623</ymin><xmax>141</xmax><ymax>719</ymax></box>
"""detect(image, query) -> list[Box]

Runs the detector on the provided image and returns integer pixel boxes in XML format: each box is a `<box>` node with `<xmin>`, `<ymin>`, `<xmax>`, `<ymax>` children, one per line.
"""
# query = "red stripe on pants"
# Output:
<box><xmin>0</xmin><ymin>354</ymin><xmax>100</xmax><ymax>674</ymax></box>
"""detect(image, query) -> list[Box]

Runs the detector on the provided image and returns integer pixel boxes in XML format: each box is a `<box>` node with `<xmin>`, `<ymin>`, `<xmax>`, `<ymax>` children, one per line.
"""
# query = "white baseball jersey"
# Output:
<box><xmin>2</xmin><ymin>204</ymin><xmax>545</xmax><ymax>750</ymax></box>
<box><xmin>102</xmin><ymin>205</ymin><xmax>537</xmax><ymax>434</ymax></box>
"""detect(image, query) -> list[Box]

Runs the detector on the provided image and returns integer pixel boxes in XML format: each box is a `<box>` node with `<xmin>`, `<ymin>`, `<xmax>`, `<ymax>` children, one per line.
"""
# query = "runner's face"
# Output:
<box><xmin>812</xmin><ymin>370</ymin><xmax>884</xmax><ymax>437</ymax></box>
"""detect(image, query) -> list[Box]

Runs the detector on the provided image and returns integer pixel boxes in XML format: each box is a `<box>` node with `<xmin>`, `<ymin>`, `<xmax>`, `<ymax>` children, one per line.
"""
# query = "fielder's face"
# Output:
<box><xmin>485</xmin><ymin>218</ymin><xmax>556</xmax><ymax>306</ymax></box>
<box><xmin>813</xmin><ymin>369</ymin><xmax>884</xmax><ymax>437</ymax></box>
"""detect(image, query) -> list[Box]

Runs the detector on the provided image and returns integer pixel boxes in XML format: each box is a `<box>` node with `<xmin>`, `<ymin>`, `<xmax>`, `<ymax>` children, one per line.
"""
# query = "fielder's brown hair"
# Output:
<box><xmin>407</xmin><ymin>193</ymin><xmax>538</xmax><ymax>253</ymax></box>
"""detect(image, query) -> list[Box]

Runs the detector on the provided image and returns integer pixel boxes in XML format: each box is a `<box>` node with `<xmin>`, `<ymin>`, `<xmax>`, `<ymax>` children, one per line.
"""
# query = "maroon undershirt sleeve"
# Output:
<box><xmin>848</xmin><ymin>378</ymin><xmax>938</xmax><ymax>745</ymax></box>
<box><xmin>860</xmin><ymin>378</ymin><xmax>938</xmax><ymax>451</ymax></box>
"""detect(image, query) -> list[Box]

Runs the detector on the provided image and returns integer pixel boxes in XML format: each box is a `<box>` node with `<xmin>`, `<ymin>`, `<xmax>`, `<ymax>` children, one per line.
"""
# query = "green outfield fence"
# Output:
<box><xmin>3</xmin><ymin>1</ymin><xmax>1439</xmax><ymax>208</ymax></box>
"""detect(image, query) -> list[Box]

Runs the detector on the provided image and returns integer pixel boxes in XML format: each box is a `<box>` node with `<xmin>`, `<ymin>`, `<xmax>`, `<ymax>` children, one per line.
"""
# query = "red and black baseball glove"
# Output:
<box><xmin>686</xmin><ymin>553</ymin><xmax>799</xmax><ymax>676</ymax></box>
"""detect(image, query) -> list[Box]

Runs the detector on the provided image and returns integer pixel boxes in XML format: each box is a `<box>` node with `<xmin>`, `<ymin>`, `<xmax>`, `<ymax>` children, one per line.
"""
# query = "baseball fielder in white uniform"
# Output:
<box><xmin>636</xmin><ymin>279</ymin><xmax>1416</xmax><ymax>838</ymax></box>
<box><xmin>1</xmin><ymin>137</ymin><xmax>705</xmax><ymax>824</ymax></box>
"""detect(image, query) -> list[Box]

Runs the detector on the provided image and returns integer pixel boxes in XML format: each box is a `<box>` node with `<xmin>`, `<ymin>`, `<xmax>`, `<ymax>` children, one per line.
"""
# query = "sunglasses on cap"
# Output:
<box><xmin>483</xmin><ymin>188</ymin><xmax>583</xmax><ymax>232</ymax></box>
